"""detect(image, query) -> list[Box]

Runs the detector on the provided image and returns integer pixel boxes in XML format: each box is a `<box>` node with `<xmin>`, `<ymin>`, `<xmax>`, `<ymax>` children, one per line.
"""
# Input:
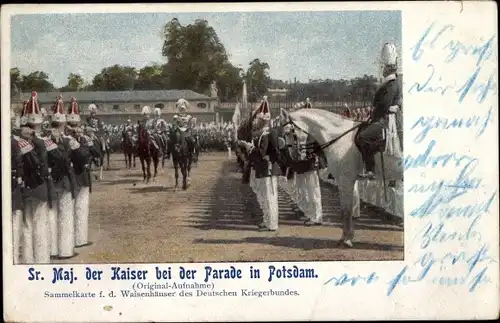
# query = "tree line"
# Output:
<box><xmin>10</xmin><ymin>18</ymin><xmax>380</xmax><ymax>104</ymax></box>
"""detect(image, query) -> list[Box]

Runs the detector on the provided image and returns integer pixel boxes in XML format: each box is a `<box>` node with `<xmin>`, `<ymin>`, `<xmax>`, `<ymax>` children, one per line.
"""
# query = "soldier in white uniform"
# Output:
<box><xmin>304</xmin><ymin>98</ymin><xmax>312</xmax><ymax>109</ymax></box>
<box><xmin>175</xmin><ymin>98</ymin><xmax>195</xmax><ymax>150</ymax></box>
<box><xmin>246</xmin><ymin>97</ymin><xmax>282</xmax><ymax>231</ymax></box>
<box><xmin>47</xmin><ymin>94</ymin><xmax>80</xmax><ymax>259</ymax></box>
<box><xmin>11</xmin><ymin>111</ymin><xmax>24</xmax><ymax>264</ymax></box>
<box><xmin>66</xmin><ymin>98</ymin><xmax>93</xmax><ymax>248</ymax></box>
<box><xmin>19</xmin><ymin>91</ymin><xmax>52</xmax><ymax>264</ymax></box>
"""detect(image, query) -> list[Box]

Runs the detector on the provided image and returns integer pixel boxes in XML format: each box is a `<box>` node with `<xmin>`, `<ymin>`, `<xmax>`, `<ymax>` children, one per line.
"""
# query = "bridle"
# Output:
<box><xmin>281</xmin><ymin>117</ymin><xmax>363</xmax><ymax>159</ymax></box>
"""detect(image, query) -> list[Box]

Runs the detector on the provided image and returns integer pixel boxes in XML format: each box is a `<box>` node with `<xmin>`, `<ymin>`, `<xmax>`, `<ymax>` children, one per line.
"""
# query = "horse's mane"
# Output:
<box><xmin>290</xmin><ymin>108</ymin><xmax>358</xmax><ymax>133</ymax></box>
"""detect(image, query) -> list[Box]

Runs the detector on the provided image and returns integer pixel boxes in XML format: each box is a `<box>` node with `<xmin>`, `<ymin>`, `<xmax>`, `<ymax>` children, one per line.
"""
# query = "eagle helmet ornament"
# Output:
<box><xmin>51</xmin><ymin>94</ymin><xmax>67</xmax><ymax>123</ymax></box>
<box><xmin>380</xmin><ymin>42</ymin><xmax>399</xmax><ymax>74</ymax></box>
<box><xmin>26</xmin><ymin>91</ymin><xmax>43</xmax><ymax>125</ymax></box>
<box><xmin>66</xmin><ymin>97</ymin><xmax>81</xmax><ymax>124</ymax></box>
<box><xmin>88</xmin><ymin>103</ymin><xmax>98</xmax><ymax>115</ymax></box>
<box><xmin>176</xmin><ymin>98</ymin><xmax>189</xmax><ymax>113</ymax></box>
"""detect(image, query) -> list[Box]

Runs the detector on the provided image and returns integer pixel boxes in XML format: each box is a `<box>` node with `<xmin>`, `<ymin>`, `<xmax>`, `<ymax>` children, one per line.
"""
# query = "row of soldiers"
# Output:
<box><xmin>237</xmin><ymin>96</ymin><xmax>325</xmax><ymax>232</ymax></box>
<box><xmin>11</xmin><ymin>92</ymin><xmax>94</xmax><ymax>264</ymax></box>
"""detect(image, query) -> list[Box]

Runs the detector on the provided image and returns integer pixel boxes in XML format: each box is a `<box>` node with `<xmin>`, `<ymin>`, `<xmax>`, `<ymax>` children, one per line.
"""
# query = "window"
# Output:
<box><xmin>134</xmin><ymin>104</ymin><xmax>141</xmax><ymax>110</ymax></box>
<box><xmin>113</xmin><ymin>104</ymin><xmax>120</xmax><ymax>110</ymax></box>
<box><xmin>197</xmin><ymin>102</ymin><xmax>207</xmax><ymax>109</ymax></box>
<box><xmin>154</xmin><ymin>103</ymin><xmax>165</xmax><ymax>110</ymax></box>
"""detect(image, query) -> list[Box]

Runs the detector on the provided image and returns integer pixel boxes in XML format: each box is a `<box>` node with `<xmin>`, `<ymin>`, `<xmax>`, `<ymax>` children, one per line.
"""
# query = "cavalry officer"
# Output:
<box><xmin>355</xmin><ymin>42</ymin><xmax>402</xmax><ymax>179</ymax></box>
<box><xmin>176</xmin><ymin>98</ymin><xmax>195</xmax><ymax>147</ymax></box>
<box><xmin>152</xmin><ymin>107</ymin><xmax>168</xmax><ymax>155</ymax></box>
<box><xmin>66</xmin><ymin>97</ymin><xmax>93</xmax><ymax>248</ymax></box>
<box><xmin>248</xmin><ymin>96</ymin><xmax>282</xmax><ymax>232</ymax></box>
<box><xmin>19</xmin><ymin>91</ymin><xmax>51</xmax><ymax>264</ymax></box>
<box><xmin>11</xmin><ymin>112</ymin><xmax>24</xmax><ymax>264</ymax></box>
<box><xmin>48</xmin><ymin>94</ymin><xmax>79</xmax><ymax>259</ymax></box>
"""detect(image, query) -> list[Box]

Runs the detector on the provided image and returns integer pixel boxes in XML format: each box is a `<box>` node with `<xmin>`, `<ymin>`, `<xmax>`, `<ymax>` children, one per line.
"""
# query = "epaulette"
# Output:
<box><xmin>38</xmin><ymin>136</ymin><xmax>58</xmax><ymax>151</ymax></box>
<box><xmin>62</xmin><ymin>134</ymin><xmax>81</xmax><ymax>150</ymax></box>
<box><xmin>13</xmin><ymin>135</ymin><xmax>35</xmax><ymax>155</ymax></box>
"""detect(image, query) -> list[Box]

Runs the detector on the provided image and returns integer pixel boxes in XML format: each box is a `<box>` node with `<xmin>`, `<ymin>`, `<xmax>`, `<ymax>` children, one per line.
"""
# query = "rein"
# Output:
<box><xmin>282</xmin><ymin>118</ymin><xmax>364</xmax><ymax>158</ymax></box>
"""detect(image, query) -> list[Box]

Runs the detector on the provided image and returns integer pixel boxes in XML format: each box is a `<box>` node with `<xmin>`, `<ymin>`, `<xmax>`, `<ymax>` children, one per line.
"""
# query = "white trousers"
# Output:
<box><xmin>22</xmin><ymin>200</ymin><xmax>50</xmax><ymax>264</ymax></box>
<box><xmin>255</xmin><ymin>176</ymin><xmax>279</xmax><ymax>230</ymax></box>
<box><xmin>279</xmin><ymin>173</ymin><xmax>299</xmax><ymax>205</ymax></box>
<box><xmin>74</xmin><ymin>187</ymin><xmax>90</xmax><ymax>247</ymax></box>
<box><xmin>227</xmin><ymin>147</ymin><xmax>232</xmax><ymax>159</ymax></box>
<box><xmin>296</xmin><ymin>171</ymin><xmax>323</xmax><ymax>223</ymax></box>
<box><xmin>12</xmin><ymin>210</ymin><xmax>23</xmax><ymax>264</ymax></box>
<box><xmin>50</xmin><ymin>191</ymin><xmax>75</xmax><ymax>257</ymax></box>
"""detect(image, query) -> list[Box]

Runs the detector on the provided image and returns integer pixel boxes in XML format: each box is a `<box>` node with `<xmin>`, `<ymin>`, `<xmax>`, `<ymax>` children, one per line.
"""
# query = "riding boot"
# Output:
<box><xmin>359</xmin><ymin>150</ymin><xmax>375</xmax><ymax>179</ymax></box>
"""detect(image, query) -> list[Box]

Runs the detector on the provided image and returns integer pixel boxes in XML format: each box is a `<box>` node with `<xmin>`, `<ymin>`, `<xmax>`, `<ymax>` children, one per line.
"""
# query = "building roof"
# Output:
<box><xmin>20</xmin><ymin>90</ymin><xmax>211</xmax><ymax>103</ymax></box>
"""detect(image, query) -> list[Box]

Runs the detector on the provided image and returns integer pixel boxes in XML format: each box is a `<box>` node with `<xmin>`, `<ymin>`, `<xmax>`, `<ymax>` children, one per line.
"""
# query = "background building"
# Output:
<box><xmin>15</xmin><ymin>90</ymin><xmax>219</xmax><ymax>124</ymax></box>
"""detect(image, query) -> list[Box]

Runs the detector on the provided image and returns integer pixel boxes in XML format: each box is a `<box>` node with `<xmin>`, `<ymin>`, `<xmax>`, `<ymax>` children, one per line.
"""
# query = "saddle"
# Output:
<box><xmin>354</xmin><ymin>122</ymin><xmax>388</xmax><ymax>155</ymax></box>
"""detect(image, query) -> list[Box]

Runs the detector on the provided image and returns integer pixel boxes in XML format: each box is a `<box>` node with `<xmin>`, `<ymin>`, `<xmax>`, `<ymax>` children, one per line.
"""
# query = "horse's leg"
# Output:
<box><xmin>181</xmin><ymin>160</ymin><xmax>187</xmax><ymax>190</ymax></box>
<box><xmin>124</xmin><ymin>152</ymin><xmax>128</xmax><ymax>169</ymax></box>
<box><xmin>153</xmin><ymin>152</ymin><xmax>159</xmax><ymax>180</ymax></box>
<box><xmin>99</xmin><ymin>156</ymin><xmax>104</xmax><ymax>180</ymax></box>
<box><xmin>107</xmin><ymin>150</ymin><xmax>110</xmax><ymax>169</ymax></box>
<box><xmin>140</xmin><ymin>156</ymin><xmax>147</xmax><ymax>182</ymax></box>
<box><xmin>337</xmin><ymin>176</ymin><xmax>357</xmax><ymax>248</ymax></box>
<box><xmin>173</xmin><ymin>159</ymin><xmax>179</xmax><ymax>191</ymax></box>
<box><xmin>146</xmin><ymin>155</ymin><xmax>152</xmax><ymax>184</ymax></box>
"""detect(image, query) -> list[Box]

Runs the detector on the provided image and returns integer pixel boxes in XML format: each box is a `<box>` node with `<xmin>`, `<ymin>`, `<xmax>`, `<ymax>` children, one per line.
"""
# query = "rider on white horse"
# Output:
<box><xmin>174</xmin><ymin>98</ymin><xmax>195</xmax><ymax>148</ymax></box>
<box><xmin>355</xmin><ymin>42</ymin><xmax>402</xmax><ymax>179</ymax></box>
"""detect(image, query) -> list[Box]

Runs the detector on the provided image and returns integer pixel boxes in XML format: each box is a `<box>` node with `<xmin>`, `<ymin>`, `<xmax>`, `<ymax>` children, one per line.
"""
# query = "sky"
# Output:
<box><xmin>11</xmin><ymin>11</ymin><xmax>401</xmax><ymax>88</ymax></box>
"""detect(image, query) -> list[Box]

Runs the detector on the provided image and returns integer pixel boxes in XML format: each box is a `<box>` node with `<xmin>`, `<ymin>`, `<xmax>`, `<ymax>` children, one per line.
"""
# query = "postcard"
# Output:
<box><xmin>2</xmin><ymin>1</ymin><xmax>498</xmax><ymax>322</ymax></box>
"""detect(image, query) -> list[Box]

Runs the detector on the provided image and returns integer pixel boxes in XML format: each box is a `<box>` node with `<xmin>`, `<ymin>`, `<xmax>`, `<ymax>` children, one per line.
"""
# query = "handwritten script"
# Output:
<box><xmin>325</xmin><ymin>20</ymin><xmax>498</xmax><ymax>298</ymax></box>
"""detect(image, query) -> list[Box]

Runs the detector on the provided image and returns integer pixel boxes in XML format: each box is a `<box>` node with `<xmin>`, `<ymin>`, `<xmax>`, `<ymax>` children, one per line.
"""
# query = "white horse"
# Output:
<box><xmin>282</xmin><ymin>108</ymin><xmax>404</xmax><ymax>246</ymax></box>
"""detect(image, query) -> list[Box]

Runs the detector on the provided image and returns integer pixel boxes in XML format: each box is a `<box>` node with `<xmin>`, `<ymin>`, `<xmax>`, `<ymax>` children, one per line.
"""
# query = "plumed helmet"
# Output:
<box><xmin>380</xmin><ymin>42</ymin><xmax>398</xmax><ymax>67</ymax></box>
<box><xmin>254</xmin><ymin>96</ymin><xmax>271</xmax><ymax>125</ymax></box>
<box><xmin>154</xmin><ymin>107</ymin><xmax>161</xmax><ymax>116</ymax></box>
<box><xmin>176</xmin><ymin>98</ymin><xmax>189</xmax><ymax>112</ymax></box>
<box><xmin>52</xmin><ymin>94</ymin><xmax>67</xmax><ymax>123</ymax></box>
<box><xmin>142</xmin><ymin>105</ymin><xmax>151</xmax><ymax>115</ymax></box>
<box><xmin>66</xmin><ymin>97</ymin><xmax>81</xmax><ymax>124</ymax></box>
<box><xmin>25</xmin><ymin>91</ymin><xmax>43</xmax><ymax>125</ymax></box>
<box><xmin>173</xmin><ymin>114</ymin><xmax>179</xmax><ymax>119</ymax></box>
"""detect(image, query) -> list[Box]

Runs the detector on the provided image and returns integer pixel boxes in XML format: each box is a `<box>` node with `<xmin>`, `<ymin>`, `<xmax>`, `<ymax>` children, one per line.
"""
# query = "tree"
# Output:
<box><xmin>10</xmin><ymin>67</ymin><xmax>22</xmax><ymax>96</ymax></box>
<box><xmin>21</xmin><ymin>71</ymin><xmax>57</xmax><ymax>92</ymax></box>
<box><xmin>90</xmin><ymin>65</ymin><xmax>138</xmax><ymax>91</ymax></box>
<box><xmin>246</xmin><ymin>58</ymin><xmax>271</xmax><ymax>102</ymax></box>
<box><xmin>161</xmin><ymin>18</ymin><xmax>237</xmax><ymax>95</ymax></box>
<box><xmin>60</xmin><ymin>73</ymin><xmax>86</xmax><ymax>92</ymax></box>
<box><xmin>135</xmin><ymin>63</ymin><xmax>168</xmax><ymax>90</ymax></box>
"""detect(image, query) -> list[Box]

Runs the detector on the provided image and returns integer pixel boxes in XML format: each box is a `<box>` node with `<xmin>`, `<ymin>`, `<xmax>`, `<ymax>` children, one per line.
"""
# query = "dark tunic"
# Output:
<box><xmin>11</xmin><ymin>136</ymin><xmax>24</xmax><ymax>211</ymax></box>
<box><xmin>249</xmin><ymin>128</ymin><xmax>282</xmax><ymax>179</ymax></box>
<box><xmin>355</xmin><ymin>74</ymin><xmax>402</xmax><ymax>172</ymax></box>
<box><xmin>20</xmin><ymin>135</ymin><xmax>50</xmax><ymax>203</ymax></box>
<box><xmin>49</xmin><ymin>134</ymin><xmax>77</xmax><ymax>195</ymax></box>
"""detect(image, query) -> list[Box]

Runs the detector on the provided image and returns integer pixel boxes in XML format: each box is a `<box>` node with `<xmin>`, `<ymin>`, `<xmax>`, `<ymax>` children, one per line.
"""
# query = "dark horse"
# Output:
<box><xmin>137</xmin><ymin>122</ymin><xmax>161</xmax><ymax>183</ymax></box>
<box><xmin>122</xmin><ymin>129</ymin><xmax>137</xmax><ymax>170</ymax></box>
<box><xmin>167</xmin><ymin>126</ymin><xmax>193</xmax><ymax>190</ymax></box>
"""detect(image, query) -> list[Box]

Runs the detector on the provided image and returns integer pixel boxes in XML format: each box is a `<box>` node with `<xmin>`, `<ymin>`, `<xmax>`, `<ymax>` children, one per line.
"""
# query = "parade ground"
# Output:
<box><xmin>55</xmin><ymin>152</ymin><xmax>404</xmax><ymax>264</ymax></box>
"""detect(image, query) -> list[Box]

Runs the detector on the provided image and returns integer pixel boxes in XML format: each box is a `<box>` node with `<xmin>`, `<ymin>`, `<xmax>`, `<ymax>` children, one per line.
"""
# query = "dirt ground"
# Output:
<box><xmin>55</xmin><ymin>152</ymin><xmax>403</xmax><ymax>264</ymax></box>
